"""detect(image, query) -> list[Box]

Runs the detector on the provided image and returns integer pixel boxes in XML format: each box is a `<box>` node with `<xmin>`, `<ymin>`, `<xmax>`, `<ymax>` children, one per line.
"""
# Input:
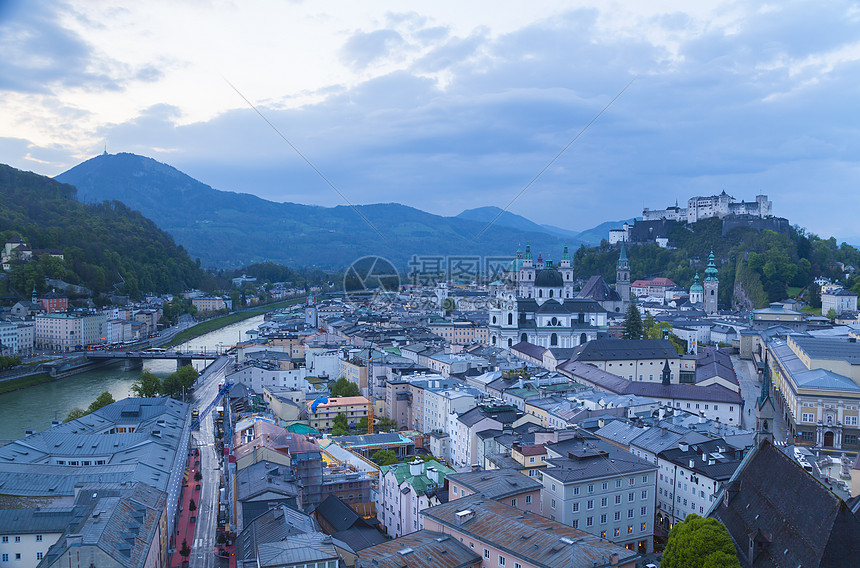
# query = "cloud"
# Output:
<box><xmin>340</xmin><ymin>29</ymin><xmax>406</xmax><ymax>69</ymax></box>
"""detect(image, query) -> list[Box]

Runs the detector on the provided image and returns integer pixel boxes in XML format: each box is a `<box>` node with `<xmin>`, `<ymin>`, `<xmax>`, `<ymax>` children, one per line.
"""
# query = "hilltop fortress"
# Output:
<box><xmin>642</xmin><ymin>191</ymin><xmax>772</xmax><ymax>223</ymax></box>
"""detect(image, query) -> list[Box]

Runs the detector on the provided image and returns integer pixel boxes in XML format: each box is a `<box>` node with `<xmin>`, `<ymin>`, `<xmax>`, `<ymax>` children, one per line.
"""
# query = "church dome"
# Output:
<box><xmin>534</xmin><ymin>268</ymin><xmax>564</xmax><ymax>288</ymax></box>
<box><xmin>690</xmin><ymin>273</ymin><xmax>703</xmax><ymax>294</ymax></box>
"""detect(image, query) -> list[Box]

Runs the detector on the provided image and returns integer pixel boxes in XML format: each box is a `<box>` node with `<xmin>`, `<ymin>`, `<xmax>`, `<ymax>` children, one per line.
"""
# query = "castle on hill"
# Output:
<box><xmin>642</xmin><ymin>191</ymin><xmax>772</xmax><ymax>223</ymax></box>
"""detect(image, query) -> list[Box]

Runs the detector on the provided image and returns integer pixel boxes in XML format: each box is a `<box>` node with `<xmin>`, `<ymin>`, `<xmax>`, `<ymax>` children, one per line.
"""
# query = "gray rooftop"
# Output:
<box><xmin>447</xmin><ymin>469</ymin><xmax>542</xmax><ymax>499</ymax></box>
<box><xmin>257</xmin><ymin>532</ymin><xmax>338</xmax><ymax>568</ymax></box>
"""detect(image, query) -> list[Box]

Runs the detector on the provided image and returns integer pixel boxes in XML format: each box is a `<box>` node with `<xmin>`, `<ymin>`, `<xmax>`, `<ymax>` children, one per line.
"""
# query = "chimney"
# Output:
<box><xmin>609</xmin><ymin>552</ymin><xmax>619</xmax><ymax>566</ymax></box>
<box><xmin>699</xmin><ymin>412</ymin><xmax>705</xmax><ymax>423</ymax></box>
<box><xmin>409</xmin><ymin>458</ymin><xmax>425</xmax><ymax>477</ymax></box>
<box><xmin>689</xmin><ymin>458</ymin><xmax>695</xmax><ymax>468</ymax></box>
<box><xmin>427</xmin><ymin>467</ymin><xmax>439</xmax><ymax>484</ymax></box>
<box><xmin>679</xmin><ymin>442</ymin><xmax>689</xmax><ymax>452</ymax></box>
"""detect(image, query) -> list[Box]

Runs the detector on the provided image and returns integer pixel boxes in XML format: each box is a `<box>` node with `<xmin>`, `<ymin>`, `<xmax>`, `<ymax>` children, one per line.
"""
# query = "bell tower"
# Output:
<box><xmin>616</xmin><ymin>241</ymin><xmax>630</xmax><ymax>304</ymax></box>
<box><xmin>704</xmin><ymin>251</ymin><xmax>719</xmax><ymax>315</ymax></box>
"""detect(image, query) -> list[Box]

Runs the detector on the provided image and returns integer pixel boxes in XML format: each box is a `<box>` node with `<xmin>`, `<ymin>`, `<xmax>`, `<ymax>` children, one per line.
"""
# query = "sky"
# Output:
<box><xmin>2</xmin><ymin>0</ymin><xmax>859</xmax><ymax>242</ymax></box>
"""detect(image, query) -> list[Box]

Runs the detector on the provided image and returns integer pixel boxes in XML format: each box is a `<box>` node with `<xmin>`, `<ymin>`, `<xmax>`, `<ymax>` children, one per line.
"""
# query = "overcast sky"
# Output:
<box><xmin>2</xmin><ymin>1</ymin><xmax>859</xmax><ymax>241</ymax></box>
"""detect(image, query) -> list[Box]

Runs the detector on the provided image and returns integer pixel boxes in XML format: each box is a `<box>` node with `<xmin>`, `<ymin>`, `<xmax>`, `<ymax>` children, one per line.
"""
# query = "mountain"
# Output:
<box><xmin>57</xmin><ymin>153</ymin><xmax>573</xmax><ymax>270</ymax></box>
<box><xmin>0</xmin><ymin>163</ymin><xmax>204</xmax><ymax>298</ymax></box>
<box><xmin>456</xmin><ymin>207</ymin><xmax>582</xmax><ymax>241</ymax></box>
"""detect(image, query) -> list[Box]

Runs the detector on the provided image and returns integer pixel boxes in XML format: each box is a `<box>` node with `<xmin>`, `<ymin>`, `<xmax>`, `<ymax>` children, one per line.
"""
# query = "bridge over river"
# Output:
<box><xmin>86</xmin><ymin>349</ymin><xmax>223</xmax><ymax>370</ymax></box>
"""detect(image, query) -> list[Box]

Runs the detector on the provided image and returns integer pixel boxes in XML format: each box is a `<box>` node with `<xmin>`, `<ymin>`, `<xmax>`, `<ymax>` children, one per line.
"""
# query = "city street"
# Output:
<box><xmin>189</xmin><ymin>356</ymin><xmax>231</xmax><ymax>568</ymax></box>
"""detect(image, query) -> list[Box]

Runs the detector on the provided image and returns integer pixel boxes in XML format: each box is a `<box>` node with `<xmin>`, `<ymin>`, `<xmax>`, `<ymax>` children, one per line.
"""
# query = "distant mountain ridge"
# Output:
<box><xmin>56</xmin><ymin>153</ymin><xmax>609</xmax><ymax>270</ymax></box>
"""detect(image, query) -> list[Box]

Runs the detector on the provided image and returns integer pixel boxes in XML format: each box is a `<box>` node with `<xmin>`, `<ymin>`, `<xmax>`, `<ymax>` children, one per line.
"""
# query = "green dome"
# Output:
<box><xmin>690</xmin><ymin>273</ymin><xmax>703</xmax><ymax>293</ymax></box>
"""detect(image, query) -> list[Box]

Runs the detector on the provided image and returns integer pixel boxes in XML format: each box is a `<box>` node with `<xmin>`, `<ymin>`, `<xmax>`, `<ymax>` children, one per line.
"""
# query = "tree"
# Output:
<box><xmin>357</xmin><ymin>416</ymin><xmax>369</xmax><ymax>432</ymax></box>
<box><xmin>188</xmin><ymin>498</ymin><xmax>196</xmax><ymax>512</ymax></box>
<box><xmin>130</xmin><ymin>371</ymin><xmax>162</xmax><ymax>398</ymax></box>
<box><xmin>63</xmin><ymin>408</ymin><xmax>87</xmax><ymax>422</ymax></box>
<box><xmin>372</xmin><ymin>450</ymin><xmax>398</xmax><ymax>466</ymax></box>
<box><xmin>180</xmin><ymin>540</ymin><xmax>191</xmax><ymax>558</ymax></box>
<box><xmin>87</xmin><ymin>391</ymin><xmax>115</xmax><ymax>414</ymax></box>
<box><xmin>376</xmin><ymin>417</ymin><xmax>398</xmax><ymax>432</ymax></box>
<box><xmin>332</xmin><ymin>413</ymin><xmax>349</xmax><ymax>432</ymax></box>
<box><xmin>662</xmin><ymin>514</ymin><xmax>741</xmax><ymax>568</ymax></box>
<box><xmin>826</xmin><ymin>307</ymin><xmax>838</xmax><ymax>321</ymax></box>
<box><xmin>331</xmin><ymin>376</ymin><xmax>360</xmax><ymax>397</ymax></box>
<box><xmin>623</xmin><ymin>304</ymin><xmax>643</xmax><ymax>340</ymax></box>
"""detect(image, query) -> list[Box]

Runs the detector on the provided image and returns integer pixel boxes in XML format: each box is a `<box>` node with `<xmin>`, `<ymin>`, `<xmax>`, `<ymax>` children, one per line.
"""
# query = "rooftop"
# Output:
<box><xmin>447</xmin><ymin>469</ymin><xmax>542</xmax><ymax>499</ymax></box>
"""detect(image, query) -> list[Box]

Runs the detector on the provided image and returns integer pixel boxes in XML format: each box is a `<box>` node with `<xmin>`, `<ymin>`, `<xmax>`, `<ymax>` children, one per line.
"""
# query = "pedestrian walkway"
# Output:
<box><xmin>170</xmin><ymin>450</ymin><xmax>202</xmax><ymax>568</ymax></box>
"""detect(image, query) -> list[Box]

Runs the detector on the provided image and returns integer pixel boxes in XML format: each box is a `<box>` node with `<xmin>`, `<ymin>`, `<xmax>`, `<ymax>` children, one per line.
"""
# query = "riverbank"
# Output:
<box><xmin>0</xmin><ymin>373</ymin><xmax>55</xmax><ymax>395</ymax></box>
<box><xmin>164</xmin><ymin>296</ymin><xmax>306</xmax><ymax>348</ymax></box>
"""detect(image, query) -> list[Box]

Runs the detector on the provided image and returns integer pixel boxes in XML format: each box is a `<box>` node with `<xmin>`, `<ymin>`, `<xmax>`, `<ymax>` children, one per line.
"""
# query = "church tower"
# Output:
<box><xmin>704</xmin><ymin>251</ymin><xmax>719</xmax><ymax>315</ymax></box>
<box><xmin>689</xmin><ymin>273</ymin><xmax>703</xmax><ymax>305</ymax></box>
<box><xmin>616</xmin><ymin>241</ymin><xmax>630</xmax><ymax>304</ymax></box>
<box><xmin>519</xmin><ymin>244</ymin><xmax>535</xmax><ymax>298</ymax></box>
<box><xmin>559</xmin><ymin>243</ymin><xmax>574</xmax><ymax>299</ymax></box>
<box><xmin>755</xmin><ymin>364</ymin><xmax>775</xmax><ymax>446</ymax></box>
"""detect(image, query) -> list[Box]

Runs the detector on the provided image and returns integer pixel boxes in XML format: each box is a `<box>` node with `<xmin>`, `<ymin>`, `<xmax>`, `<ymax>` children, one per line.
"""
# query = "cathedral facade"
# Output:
<box><xmin>489</xmin><ymin>244</ymin><xmax>609</xmax><ymax>350</ymax></box>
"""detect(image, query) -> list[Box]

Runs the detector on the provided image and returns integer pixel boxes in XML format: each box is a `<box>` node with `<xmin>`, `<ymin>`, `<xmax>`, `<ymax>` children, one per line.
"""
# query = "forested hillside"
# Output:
<box><xmin>573</xmin><ymin>218</ymin><xmax>860</xmax><ymax>309</ymax></box>
<box><xmin>0</xmin><ymin>163</ymin><xmax>205</xmax><ymax>300</ymax></box>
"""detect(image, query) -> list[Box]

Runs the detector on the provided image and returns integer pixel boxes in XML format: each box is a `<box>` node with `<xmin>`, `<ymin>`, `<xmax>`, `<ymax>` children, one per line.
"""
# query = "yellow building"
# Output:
<box><xmin>307</xmin><ymin>396</ymin><xmax>369</xmax><ymax>430</ymax></box>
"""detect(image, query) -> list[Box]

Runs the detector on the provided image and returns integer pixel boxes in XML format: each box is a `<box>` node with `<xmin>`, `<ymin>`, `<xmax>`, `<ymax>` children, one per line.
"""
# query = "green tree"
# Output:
<box><xmin>331</xmin><ymin>376</ymin><xmax>360</xmax><ymax>397</ymax></box>
<box><xmin>826</xmin><ymin>307</ymin><xmax>838</xmax><ymax>321</ymax></box>
<box><xmin>188</xmin><ymin>498</ymin><xmax>196</xmax><ymax>512</ymax></box>
<box><xmin>372</xmin><ymin>450</ymin><xmax>399</xmax><ymax>466</ymax></box>
<box><xmin>87</xmin><ymin>391</ymin><xmax>115</xmax><ymax>414</ymax></box>
<box><xmin>662</xmin><ymin>514</ymin><xmax>741</xmax><ymax>568</ymax></box>
<box><xmin>376</xmin><ymin>416</ymin><xmax>399</xmax><ymax>432</ymax></box>
<box><xmin>63</xmin><ymin>408</ymin><xmax>87</xmax><ymax>422</ymax></box>
<box><xmin>180</xmin><ymin>540</ymin><xmax>191</xmax><ymax>558</ymax></box>
<box><xmin>333</xmin><ymin>413</ymin><xmax>349</xmax><ymax>430</ymax></box>
<box><xmin>130</xmin><ymin>371</ymin><xmax>162</xmax><ymax>398</ymax></box>
<box><xmin>357</xmin><ymin>416</ymin><xmax>369</xmax><ymax>432</ymax></box>
<box><xmin>175</xmin><ymin>365</ymin><xmax>199</xmax><ymax>390</ymax></box>
<box><xmin>623</xmin><ymin>304</ymin><xmax>643</xmax><ymax>340</ymax></box>
<box><xmin>161</xmin><ymin>373</ymin><xmax>183</xmax><ymax>398</ymax></box>
<box><xmin>194</xmin><ymin>470</ymin><xmax>202</xmax><ymax>482</ymax></box>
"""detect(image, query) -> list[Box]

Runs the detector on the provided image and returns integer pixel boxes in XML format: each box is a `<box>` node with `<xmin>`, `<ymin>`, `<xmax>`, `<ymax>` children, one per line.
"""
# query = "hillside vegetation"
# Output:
<box><xmin>0</xmin><ymin>163</ymin><xmax>205</xmax><ymax>300</ymax></box>
<box><xmin>573</xmin><ymin>218</ymin><xmax>860</xmax><ymax>309</ymax></box>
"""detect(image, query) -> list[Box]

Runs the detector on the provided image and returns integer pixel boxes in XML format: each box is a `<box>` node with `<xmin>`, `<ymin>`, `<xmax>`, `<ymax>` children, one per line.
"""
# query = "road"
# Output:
<box><xmin>189</xmin><ymin>356</ymin><xmax>231</xmax><ymax>568</ymax></box>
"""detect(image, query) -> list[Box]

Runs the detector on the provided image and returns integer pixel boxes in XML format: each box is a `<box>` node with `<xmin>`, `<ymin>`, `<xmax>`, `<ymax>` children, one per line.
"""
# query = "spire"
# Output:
<box><xmin>705</xmin><ymin>251</ymin><xmax>718</xmax><ymax>281</ymax></box>
<box><xmin>662</xmin><ymin>360</ymin><xmax>671</xmax><ymax>386</ymax></box>
<box><xmin>524</xmin><ymin>243</ymin><xmax>532</xmax><ymax>260</ymax></box>
<box><xmin>619</xmin><ymin>240</ymin><xmax>628</xmax><ymax>262</ymax></box>
<box><xmin>32</xmin><ymin>286</ymin><xmax>37</xmax><ymax>304</ymax></box>
<box><xmin>561</xmin><ymin>242</ymin><xmax>571</xmax><ymax>261</ymax></box>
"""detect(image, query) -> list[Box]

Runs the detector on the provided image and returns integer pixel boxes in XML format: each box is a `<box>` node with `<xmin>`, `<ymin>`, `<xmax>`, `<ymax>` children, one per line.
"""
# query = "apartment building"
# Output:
<box><xmin>307</xmin><ymin>396</ymin><xmax>369</xmax><ymax>431</ymax></box>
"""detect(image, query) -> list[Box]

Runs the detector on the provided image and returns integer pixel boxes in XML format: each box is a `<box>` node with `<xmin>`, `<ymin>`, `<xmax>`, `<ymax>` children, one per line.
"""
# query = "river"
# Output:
<box><xmin>0</xmin><ymin>314</ymin><xmax>265</xmax><ymax>444</ymax></box>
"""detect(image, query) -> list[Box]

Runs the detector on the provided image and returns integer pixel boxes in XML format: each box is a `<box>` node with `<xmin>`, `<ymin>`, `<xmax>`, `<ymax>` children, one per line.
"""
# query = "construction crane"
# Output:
<box><xmin>191</xmin><ymin>382</ymin><xmax>233</xmax><ymax>430</ymax></box>
<box><xmin>367</xmin><ymin>355</ymin><xmax>374</xmax><ymax>434</ymax></box>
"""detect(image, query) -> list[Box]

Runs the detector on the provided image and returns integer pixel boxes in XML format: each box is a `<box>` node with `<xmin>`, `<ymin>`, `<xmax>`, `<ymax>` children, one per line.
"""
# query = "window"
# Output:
<box><xmin>484</xmin><ymin>550</ymin><xmax>490</xmax><ymax>559</ymax></box>
<box><xmin>801</xmin><ymin>412</ymin><xmax>815</xmax><ymax>423</ymax></box>
<box><xmin>0</xmin><ymin>538</ymin><xmax>6</xmax><ymax>544</ymax></box>
<box><xmin>628</xmin><ymin>492</ymin><xmax>635</xmax><ymax>502</ymax></box>
<box><xmin>515</xmin><ymin>564</ymin><xmax>521</xmax><ymax>568</ymax></box>
<box><xmin>628</xmin><ymin>509</ymin><xmax>634</xmax><ymax>518</ymax></box>
<box><xmin>14</xmin><ymin>556</ymin><xmax>19</xmax><ymax>561</ymax></box>
<box><xmin>600</xmin><ymin>514</ymin><xmax>607</xmax><ymax>524</ymax></box>
<box><xmin>641</xmin><ymin>506</ymin><xmax>647</xmax><ymax>516</ymax></box>
<box><xmin>36</xmin><ymin>553</ymin><xmax>43</xmax><ymax>561</ymax></box>
<box><xmin>642</xmin><ymin>475</ymin><xmax>648</xmax><ymax>483</ymax></box>
<box><xmin>551</xmin><ymin>499</ymin><xmax>556</xmax><ymax>509</ymax></box>
<box><xmin>35</xmin><ymin>535</ymin><xmax>42</xmax><ymax>542</ymax></box>
<box><xmin>588</xmin><ymin>484</ymin><xmax>594</xmax><ymax>493</ymax></box>
<box><xmin>641</xmin><ymin>522</ymin><xmax>647</xmax><ymax>532</ymax></box>
<box><xmin>600</xmin><ymin>531</ymin><xmax>606</xmax><ymax>538</ymax></box>
<box><xmin>499</xmin><ymin>556</ymin><xmax>506</xmax><ymax>566</ymax></box>
<box><xmin>551</xmin><ymin>483</ymin><xmax>556</xmax><ymax>492</ymax></box>
<box><xmin>572</xmin><ymin>520</ymin><xmax>579</xmax><ymax>529</ymax></box>
<box><xmin>602</xmin><ymin>482</ymin><xmax>608</xmax><ymax>490</ymax></box>
<box><xmin>629</xmin><ymin>477</ymin><xmax>635</xmax><ymax>486</ymax></box>
<box><xmin>572</xmin><ymin>502</ymin><xmax>579</xmax><ymax>512</ymax></box>
<box><xmin>846</xmin><ymin>416</ymin><xmax>858</xmax><ymax>426</ymax></box>
<box><xmin>614</xmin><ymin>511</ymin><xmax>621</xmax><ymax>521</ymax></box>
<box><xmin>615</xmin><ymin>495</ymin><xmax>621</xmax><ymax>505</ymax></box>
<box><xmin>511</xmin><ymin>498</ymin><xmax>517</xmax><ymax>507</ymax></box>
<box><xmin>641</xmin><ymin>490</ymin><xmax>648</xmax><ymax>500</ymax></box>
<box><xmin>586</xmin><ymin>516</ymin><xmax>593</xmax><ymax>527</ymax></box>
<box><xmin>525</xmin><ymin>495</ymin><xmax>532</xmax><ymax>504</ymax></box>
<box><xmin>613</xmin><ymin>528</ymin><xmax>620</xmax><ymax>537</ymax></box>
<box><xmin>628</xmin><ymin>525</ymin><xmax>634</xmax><ymax>535</ymax></box>
<box><xmin>616</xmin><ymin>479</ymin><xmax>622</xmax><ymax>488</ymax></box>
<box><xmin>13</xmin><ymin>537</ymin><xmax>19</xmax><ymax>543</ymax></box>
<box><xmin>529</xmin><ymin>457</ymin><xmax>535</xmax><ymax>463</ymax></box>
<box><xmin>587</xmin><ymin>500</ymin><xmax>594</xmax><ymax>510</ymax></box>
<box><xmin>601</xmin><ymin>497</ymin><xmax>607</xmax><ymax>507</ymax></box>
<box><xmin>573</xmin><ymin>487</ymin><xmax>580</xmax><ymax>496</ymax></box>
<box><xmin>1</xmin><ymin>554</ymin><xmax>7</xmax><ymax>563</ymax></box>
